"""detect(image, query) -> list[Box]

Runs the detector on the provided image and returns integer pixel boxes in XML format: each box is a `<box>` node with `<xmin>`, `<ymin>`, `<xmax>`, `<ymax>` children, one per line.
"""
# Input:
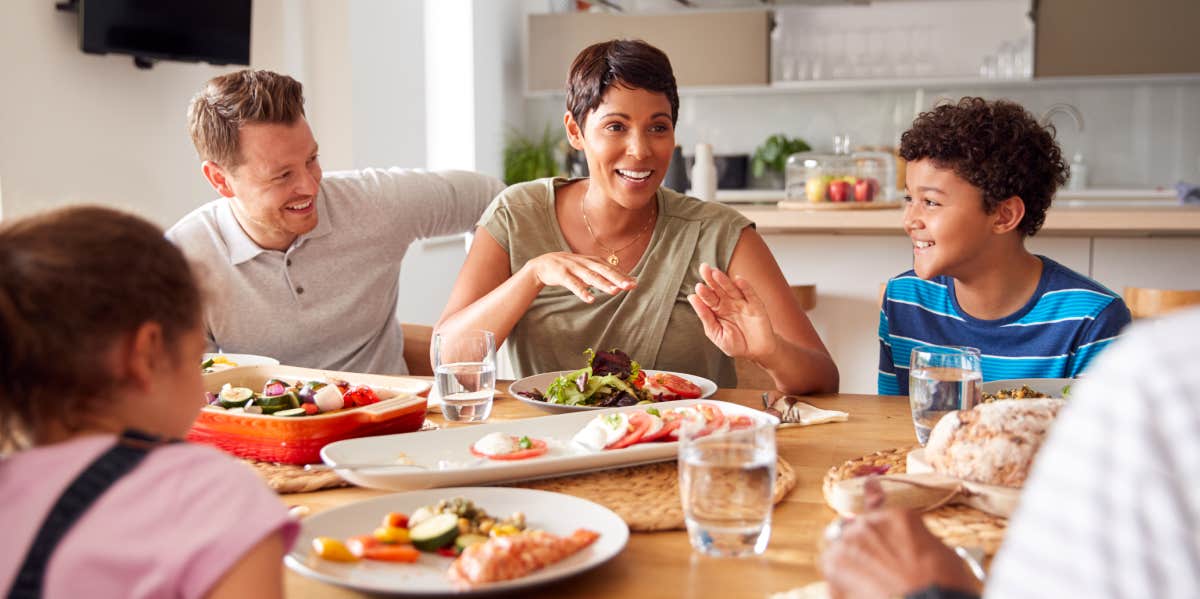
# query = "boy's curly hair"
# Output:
<box><xmin>899</xmin><ymin>97</ymin><xmax>1068</xmax><ymax>236</ymax></box>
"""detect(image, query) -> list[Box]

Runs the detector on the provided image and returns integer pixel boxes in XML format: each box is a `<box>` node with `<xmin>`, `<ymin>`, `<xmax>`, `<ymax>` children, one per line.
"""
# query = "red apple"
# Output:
<box><xmin>854</xmin><ymin>178</ymin><xmax>877</xmax><ymax>202</ymax></box>
<box><xmin>828</xmin><ymin>180</ymin><xmax>849</xmax><ymax>202</ymax></box>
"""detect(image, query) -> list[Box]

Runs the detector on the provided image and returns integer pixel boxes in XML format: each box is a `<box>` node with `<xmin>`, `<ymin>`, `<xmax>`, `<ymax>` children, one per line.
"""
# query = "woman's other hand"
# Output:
<box><xmin>820</xmin><ymin>480</ymin><xmax>982</xmax><ymax>599</ymax></box>
<box><xmin>525</xmin><ymin>252</ymin><xmax>637</xmax><ymax>303</ymax></box>
<box><xmin>688</xmin><ymin>262</ymin><xmax>778</xmax><ymax>360</ymax></box>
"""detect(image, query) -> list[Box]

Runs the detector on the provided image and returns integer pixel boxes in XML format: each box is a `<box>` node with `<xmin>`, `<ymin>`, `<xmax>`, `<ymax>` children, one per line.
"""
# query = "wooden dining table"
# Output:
<box><xmin>283</xmin><ymin>386</ymin><xmax>914</xmax><ymax>598</ymax></box>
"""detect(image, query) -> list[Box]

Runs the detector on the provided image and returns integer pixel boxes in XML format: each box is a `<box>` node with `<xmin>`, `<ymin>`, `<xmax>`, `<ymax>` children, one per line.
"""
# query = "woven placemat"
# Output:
<box><xmin>822</xmin><ymin>447</ymin><xmax>1008</xmax><ymax>556</ymax></box>
<box><xmin>508</xmin><ymin>456</ymin><xmax>796</xmax><ymax>532</ymax></box>
<box><xmin>243</xmin><ymin>419</ymin><xmax>439</xmax><ymax>494</ymax></box>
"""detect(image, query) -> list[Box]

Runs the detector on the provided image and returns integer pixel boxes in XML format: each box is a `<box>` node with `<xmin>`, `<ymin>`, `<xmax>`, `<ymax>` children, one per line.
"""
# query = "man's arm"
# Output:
<box><xmin>359</xmin><ymin>168</ymin><xmax>505</xmax><ymax>240</ymax></box>
<box><xmin>987</xmin><ymin>312</ymin><xmax>1200</xmax><ymax>598</ymax></box>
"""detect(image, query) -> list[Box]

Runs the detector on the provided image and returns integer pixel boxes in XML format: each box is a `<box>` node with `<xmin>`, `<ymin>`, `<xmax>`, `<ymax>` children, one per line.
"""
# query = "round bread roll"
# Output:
<box><xmin>925</xmin><ymin>398</ymin><xmax>1065</xmax><ymax>488</ymax></box>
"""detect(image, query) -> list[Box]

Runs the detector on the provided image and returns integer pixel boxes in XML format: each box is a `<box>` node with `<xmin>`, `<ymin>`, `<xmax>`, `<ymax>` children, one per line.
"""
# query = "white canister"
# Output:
<box><xmin>691</xmin><ymin>143</ymin><xmax>717</xmax><ymax>202</ymax></box>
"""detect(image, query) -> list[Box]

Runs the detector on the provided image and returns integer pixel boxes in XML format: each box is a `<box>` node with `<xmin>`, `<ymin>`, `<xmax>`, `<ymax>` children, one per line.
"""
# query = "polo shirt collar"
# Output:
<box><xmin>217</xmin><ymin>189</ymin><xmax>333</xmax><ymax>265</ymax></box>
<box><xmin>216</xmin><ymin>198</ymin><xmax>264</xmax><ymax>266</ymax></box>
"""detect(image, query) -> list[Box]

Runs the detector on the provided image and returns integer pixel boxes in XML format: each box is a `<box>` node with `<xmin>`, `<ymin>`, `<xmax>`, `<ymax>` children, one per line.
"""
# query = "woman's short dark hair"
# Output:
<box><xmin>0</xmin><ymin>206</ymin><xmax>203</xmax><ymax>447</ymax></box>
<box><xmin>566</xmin><ymin>39</ymin><xmax>679</xmax><ymax>128</ymax></box>
<box><xmin>899</xmin><ymin>97</ymin><xmax>1068</xmax><ymax>236</ymax></box>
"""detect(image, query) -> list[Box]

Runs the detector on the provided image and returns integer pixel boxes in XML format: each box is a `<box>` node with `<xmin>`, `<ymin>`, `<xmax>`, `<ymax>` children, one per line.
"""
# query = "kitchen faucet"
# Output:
<box><xmin>1040</xmin><ymin>102</ymin><xmax>1084</xmax><ymax>133</ymax></box>
<box><xmin>1040</xmin><ymin>103</ymin><xmax>1087</xmax><ymax>190</ymax></box>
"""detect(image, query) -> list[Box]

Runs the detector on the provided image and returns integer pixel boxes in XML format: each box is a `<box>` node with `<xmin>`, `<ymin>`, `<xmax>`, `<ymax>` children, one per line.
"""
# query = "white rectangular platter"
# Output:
<box><xmin>321</xmin><ymin>399</ymin><xmax>775</xmax><ymax>491</ymax></box>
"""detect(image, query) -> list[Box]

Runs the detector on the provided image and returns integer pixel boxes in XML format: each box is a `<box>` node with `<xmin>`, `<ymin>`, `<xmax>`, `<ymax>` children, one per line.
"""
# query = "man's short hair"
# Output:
<box><xmin>187</xmin><ymin>69</ymin><xmax>306</xmax><ymax>169</ymax></box>
<box><xmin>566</xmin><ymin>39</ymin><xmax>679</xmax><ymax>129</ymax></box>
<box><xmin>899</xmin><ymin>97</ymin><xmax>1068</xmax><ymax>236</ymax></box>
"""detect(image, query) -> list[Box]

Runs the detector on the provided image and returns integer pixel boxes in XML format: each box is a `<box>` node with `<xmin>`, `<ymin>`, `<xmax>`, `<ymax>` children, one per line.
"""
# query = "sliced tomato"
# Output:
<box><xmin>696</xmin><ymin>404</ymin><xmax>727</xmax><ymax>437</ymax></box>
<box><xmin>469</xmin><ymin>437</ymin><xmax>549</xmax><ymax>460</ymax></box>
<box><xmin>662</xmin><ymin>408</ymin><xmax>699</xmax><ymax>441</ymax></box>
<box><xmin>382</xmin><ymin>512</ymin><xmax>409</xmax><ymax>529</ymax></box>
<box><xmin>648</xmin><ymin>373</ymin><xmax>703</xmax><ymax>399</ymax></box>
<box><xmin>364</xmin><ymin>543</ymin><xmax>421</xmax><ymax>563</ymax></box>
<box><xmin>638</xmin><ymin>412</ymin><xmax>673</xmax><ymax>443</ymax></box>
<box><xmin>629</xmin><ymin>370</ymin><xmax>646</xmax><ymax>389</ymax></box>
<box><xmin>727</xmin><ymin>414</ymin><xmax>755</xmax><ymax>431</ymax></box>
<box><xmin>606</xmin><ymin>411</ymin><xmax>651</xmax><ymax>449</ymax></box>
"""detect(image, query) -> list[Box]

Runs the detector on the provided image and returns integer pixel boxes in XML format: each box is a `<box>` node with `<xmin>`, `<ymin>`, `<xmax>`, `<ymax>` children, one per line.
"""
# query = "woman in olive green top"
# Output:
<box><xmin>436</xmin><ymin>40</ymin><xmax>838</xmax><ymax>394</ymax></box>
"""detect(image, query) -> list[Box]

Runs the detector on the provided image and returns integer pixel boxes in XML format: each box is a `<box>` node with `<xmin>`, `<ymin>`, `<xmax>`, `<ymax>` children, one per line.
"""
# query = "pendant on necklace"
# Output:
<box><xmin>607</xmin><ymin>254</ymin><xmax>620</xmax><ymax>266</ymax></box>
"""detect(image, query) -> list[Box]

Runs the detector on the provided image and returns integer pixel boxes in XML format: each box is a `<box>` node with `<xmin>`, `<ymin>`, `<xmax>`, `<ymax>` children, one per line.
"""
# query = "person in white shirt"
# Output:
<box><xmin>167</xmin><ymin>69</ymin><xmax>504</xmax><ymax>375</ymax></box>
<box><xmin>821</xmin><ymin>307</ymin><xmax>1200</xmax><ymax>599</ymax></box>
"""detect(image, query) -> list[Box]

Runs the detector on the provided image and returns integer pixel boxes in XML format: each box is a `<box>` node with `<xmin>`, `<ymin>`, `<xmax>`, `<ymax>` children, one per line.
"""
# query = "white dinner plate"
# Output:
<box><xmin>980</xmin><ymin>378</ymin><xmax>1075</xmax><ymax>399</ymax></box>
<box><xmin>507</xmin><ymin>370</ymin><xmax>717</xmax><ymax>413</ymax></box>
<box><xmin>320</xmin><ymin>399</ymin><xmax>777</xmax><ymax>491</ymax></box>
<box><xmin>201</xmin><ymin>352</ymin><xmax>280</xmax><ymax>372</ymax></box>
<box><xmin>285</xmin><ymin>487</ymin><xmax>629</xmax><ymax>595</ymax></box>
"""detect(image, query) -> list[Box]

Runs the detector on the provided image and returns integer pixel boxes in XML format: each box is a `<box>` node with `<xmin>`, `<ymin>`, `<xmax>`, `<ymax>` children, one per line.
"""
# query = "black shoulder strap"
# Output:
<box><xmin>6</xmin><ymin>430</ymin><xmax>172</xmax><ymax>599</ymax></box>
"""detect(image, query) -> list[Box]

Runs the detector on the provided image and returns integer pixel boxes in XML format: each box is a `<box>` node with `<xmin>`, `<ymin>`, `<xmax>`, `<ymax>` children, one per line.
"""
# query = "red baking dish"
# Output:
<box><xmin>187</xmin><ymin>365</ymin><xmax>430</xmax><ymax>464</ymax></box>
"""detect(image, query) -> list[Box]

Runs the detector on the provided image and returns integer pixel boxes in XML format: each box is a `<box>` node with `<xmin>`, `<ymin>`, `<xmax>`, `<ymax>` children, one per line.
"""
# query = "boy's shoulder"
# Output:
<box><xmin>1036</xmin><ymin>256</ymin><xmax>1121</xmax><ymax>298</ymax></box>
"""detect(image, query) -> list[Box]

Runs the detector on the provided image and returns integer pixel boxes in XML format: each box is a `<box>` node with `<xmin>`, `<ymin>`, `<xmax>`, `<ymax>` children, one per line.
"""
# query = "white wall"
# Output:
<box><xmin>0</xmin><ymin>1</ymin><xmax>248</xmax><ymax>225</ymax></box>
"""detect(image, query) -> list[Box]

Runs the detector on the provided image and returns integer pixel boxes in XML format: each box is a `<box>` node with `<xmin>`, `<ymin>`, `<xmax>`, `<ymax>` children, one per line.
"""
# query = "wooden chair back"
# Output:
<box><xmin>400</xmin><ymin>323</ymin><xmax>434</xmax><ymax>376</ymax></box>
<box><xmin>735</xmin><ymin>284</ymin><xmax>817</xmax><ymax>389</ymax></box>
<box><xmin>1123</xmin><ymin>287</ymin><xmax>1200</xmax><ymax>319</ymax></box>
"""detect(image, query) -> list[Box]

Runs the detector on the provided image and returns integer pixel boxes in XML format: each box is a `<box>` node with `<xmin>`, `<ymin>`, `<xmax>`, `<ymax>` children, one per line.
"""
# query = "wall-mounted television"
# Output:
<box><xmin>68</xmin><ymin>0</ymin><xmax>251</xmax><ymax>68</ymax></box>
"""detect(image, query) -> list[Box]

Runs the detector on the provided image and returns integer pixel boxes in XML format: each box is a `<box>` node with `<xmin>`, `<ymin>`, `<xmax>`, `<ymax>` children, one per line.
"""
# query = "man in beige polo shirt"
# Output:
<box><xmin>167</xmin><ymin>69</ymin><xmax>504</xmax><ymax>375</ymax></box>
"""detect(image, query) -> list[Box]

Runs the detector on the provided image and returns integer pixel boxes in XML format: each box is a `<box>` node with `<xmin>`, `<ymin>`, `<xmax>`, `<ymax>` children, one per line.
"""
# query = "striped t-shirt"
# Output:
<box><xmin>877</xmin><ymin>256</ymin><xmax>1131</xmax><ymax>395</ymax></box>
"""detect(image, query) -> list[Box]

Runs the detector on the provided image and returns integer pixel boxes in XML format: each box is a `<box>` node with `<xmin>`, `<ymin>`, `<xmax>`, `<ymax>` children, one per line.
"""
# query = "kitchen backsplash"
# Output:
<box><xmin>524</xmin><ymin>80</ymin><xmax>1200</xmax><ymax>189</ymax></box>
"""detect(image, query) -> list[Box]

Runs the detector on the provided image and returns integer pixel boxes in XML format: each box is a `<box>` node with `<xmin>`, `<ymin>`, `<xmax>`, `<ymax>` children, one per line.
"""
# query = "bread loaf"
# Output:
<box><xmin>925</xmin><ymin>398</ymin><xmax>1065</xmax><ymax>488</ymax></box>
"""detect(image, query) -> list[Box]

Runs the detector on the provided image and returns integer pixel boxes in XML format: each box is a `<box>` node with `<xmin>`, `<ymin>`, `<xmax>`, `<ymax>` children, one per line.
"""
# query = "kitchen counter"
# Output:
<box><xmin>732</xmin><ymin>203</ymin><xmax>1200</xmax><ymax>237</ymax></box>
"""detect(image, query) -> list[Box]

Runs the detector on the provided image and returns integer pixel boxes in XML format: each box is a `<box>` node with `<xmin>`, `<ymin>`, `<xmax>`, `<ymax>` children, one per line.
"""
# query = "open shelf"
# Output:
<box><xmin>525</xmin><ymin>73</ymin><xmax>1200</xmax><ymax>99</ymax></box>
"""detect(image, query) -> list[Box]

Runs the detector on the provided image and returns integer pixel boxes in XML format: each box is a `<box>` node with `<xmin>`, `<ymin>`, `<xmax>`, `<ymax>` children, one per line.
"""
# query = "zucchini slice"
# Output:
<box><xmin>217</xmin><ymin>385</ymin><xmax>255</xmax><ymax>408</ymax></box>
<box><xmin>409</xmin><ymin>513</ymin><xmax>460</xmax><ymax>552</ymax></box>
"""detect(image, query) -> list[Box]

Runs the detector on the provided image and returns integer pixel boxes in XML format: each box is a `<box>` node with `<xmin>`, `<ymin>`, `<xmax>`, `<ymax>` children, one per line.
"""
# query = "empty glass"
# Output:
<box><xmin>679</xmin><ymin>415</ymin><xmax>776</xmax><ymax>557</ymax></box>
<box><xmin>433</xmin><ymin>330</ymin><xmax>496</xmax><ymax>423</ymax></box>
<box><xmin>908</xmin><ymin>346</ymin><xmax>982</xmax><ymax>445</ymax></box>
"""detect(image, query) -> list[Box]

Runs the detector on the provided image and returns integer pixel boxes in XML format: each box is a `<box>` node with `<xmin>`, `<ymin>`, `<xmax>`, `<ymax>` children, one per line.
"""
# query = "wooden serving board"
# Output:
<box><xmin>777</xmin><ymin>200</ymin><xmax>904</xmax><ymax>211</ymax></box>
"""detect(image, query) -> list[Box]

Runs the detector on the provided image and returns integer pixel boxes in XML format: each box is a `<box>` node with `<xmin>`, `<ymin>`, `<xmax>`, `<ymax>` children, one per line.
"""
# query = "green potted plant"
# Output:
<box><xmin>751</xmin><ymin>134</ymin><xmax>811</xmax><ymax>189</ymax></box>
<box><xmin>503</xmin><ymin>125</ymin><xmax>564</xmax><ymax>185</ymax></box>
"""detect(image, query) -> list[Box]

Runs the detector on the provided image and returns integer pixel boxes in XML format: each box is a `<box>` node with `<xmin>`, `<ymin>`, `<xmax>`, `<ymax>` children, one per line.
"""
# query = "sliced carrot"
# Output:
<box><xmin>364</xmin><ymin>543</ymin><xmax>421</xmax><ymax>563</ymax></box>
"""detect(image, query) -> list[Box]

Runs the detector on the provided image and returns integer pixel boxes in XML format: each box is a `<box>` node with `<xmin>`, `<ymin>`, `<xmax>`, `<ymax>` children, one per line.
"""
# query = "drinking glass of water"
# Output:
<box><xmin>678</xmin><ymin>414</ymin><xmax>776</xmax><ymax>557</ymax></box>
<box><xmin>908</xmin><ymin>346</ymin><xmax>982</xmax><ymax>445</ymax></box>
<box><xmin>433</xmin><ymin>330</ymin><xmax>496</xmax><ymax>423</ymax></box>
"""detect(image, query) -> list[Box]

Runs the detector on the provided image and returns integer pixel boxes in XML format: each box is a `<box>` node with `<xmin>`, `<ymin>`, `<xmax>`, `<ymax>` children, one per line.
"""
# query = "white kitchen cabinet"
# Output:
<box><xmin>1091</xmin><ymin>237</ymin><xmax>1200</xmax><ymax>291</ymax></box>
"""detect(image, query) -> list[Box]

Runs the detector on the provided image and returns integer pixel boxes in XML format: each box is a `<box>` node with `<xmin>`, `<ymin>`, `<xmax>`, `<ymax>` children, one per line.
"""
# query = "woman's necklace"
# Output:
<box><xmin>580</xmin><ymin>198</ymin><xmax>656</xmax><ymax>267</ymax></box>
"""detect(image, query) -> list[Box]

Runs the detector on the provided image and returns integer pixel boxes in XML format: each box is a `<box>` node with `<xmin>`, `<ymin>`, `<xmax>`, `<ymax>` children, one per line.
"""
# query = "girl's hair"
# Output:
<box><xmin>566</xmin><ymin>39</ymin><xmax>679</xmax><ymax>128</ymax></box>
<box><xmin>0</xmin><ymin>206</ymin><xmax>202</xmax><ymax>447</ymax></box>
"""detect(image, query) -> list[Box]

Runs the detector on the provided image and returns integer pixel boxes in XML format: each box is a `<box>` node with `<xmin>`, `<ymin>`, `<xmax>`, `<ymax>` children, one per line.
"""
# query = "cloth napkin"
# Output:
<box><xmin>826</xmin><ymin>449</ymin><xmax>1021</xmax><ymax>518</ymax></box>
<box><xmin>762</xmin><ymin>393</ymin><xmax>849</xmax><ymax>427</ymax></box>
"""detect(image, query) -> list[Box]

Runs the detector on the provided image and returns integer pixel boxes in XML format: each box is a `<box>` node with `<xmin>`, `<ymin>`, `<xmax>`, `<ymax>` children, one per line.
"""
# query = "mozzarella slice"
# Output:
<box><xmin>473</xmin><ymin>432</ymin><xmax>517</xmax><ymax>456</ymax></box>
<box><xmin>571</xmin><ymin>412</ymin><xmax>630</xmax><ymax>451</ymax></box>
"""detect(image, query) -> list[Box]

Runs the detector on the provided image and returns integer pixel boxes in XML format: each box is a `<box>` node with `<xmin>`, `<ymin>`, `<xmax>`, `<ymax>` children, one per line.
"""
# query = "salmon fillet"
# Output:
<box><xmin>446</xmin><ymin>528</ymin><xmax>600</xmax><ymax>588</ymax></box>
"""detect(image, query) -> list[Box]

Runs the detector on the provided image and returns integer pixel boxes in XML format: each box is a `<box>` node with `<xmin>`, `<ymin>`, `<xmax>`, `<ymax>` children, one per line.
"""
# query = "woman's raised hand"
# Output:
<box><xmin>525</xmin><ymin>252</ymin><xmax>637</xmax><ymax>303</ymax></box>
<box><xmin>687</xmin><ymin>262</ymin><xmax>778</xmax><ymax>360</ymax></box>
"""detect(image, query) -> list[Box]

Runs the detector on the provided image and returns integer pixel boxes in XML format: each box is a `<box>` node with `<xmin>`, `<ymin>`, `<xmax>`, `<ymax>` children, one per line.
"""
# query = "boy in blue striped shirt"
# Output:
<box><xmin>878</xmin><ymin>98</ymin><xmax>1131</xmax><ymax>395</ymax></box>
